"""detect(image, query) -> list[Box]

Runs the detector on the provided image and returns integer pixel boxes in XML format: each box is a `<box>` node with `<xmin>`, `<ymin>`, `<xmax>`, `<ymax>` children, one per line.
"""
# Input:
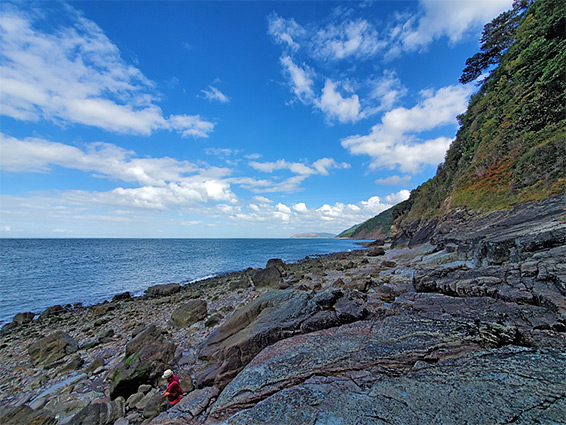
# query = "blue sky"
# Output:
<box><xmin>0</xmin><ymin>0</ymin><xmax>512</xmax><ymax>238</ymax></box>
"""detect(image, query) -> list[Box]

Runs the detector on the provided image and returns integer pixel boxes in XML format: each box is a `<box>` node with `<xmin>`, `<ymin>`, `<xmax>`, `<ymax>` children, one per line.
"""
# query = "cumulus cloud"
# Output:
<box><xmin>316</xmin><ymin>80</ymin><xmax>362</xmax><ymax>124</ymax></box>
<box><xmin>0</xmin><ymin>3</ymin><xmax>213</xmax><ymax>137</ymax></box>
<box><xmin>342</xmin><ymin>85</ymin><xmax>472</xmax><ymax>173</ymax></box>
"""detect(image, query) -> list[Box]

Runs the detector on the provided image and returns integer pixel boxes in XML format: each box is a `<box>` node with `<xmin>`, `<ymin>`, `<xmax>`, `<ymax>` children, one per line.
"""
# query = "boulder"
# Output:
<box><xmin>170</xmin><ymin>299</ymin><xmax>208</xmax><ymax>328</ymax></box>
<box><xmin>142</xmin><ymin>392</ymin><xmax>168</xmax><ymax>419</ymax></box>
<box><xmin>39</xmin><ymin>305</ymin><xmax>65</xmax><ymax>320</ymax></box>
<box><xmin>266</xmin><ymin>258</ymin><xmax>286</xmax><ymax>272</ymax></box>
<box><xmin>126</xmin><ymin>392</ymin><xmax>144</xmax><ymax>410</ymax></box>
<box><xmin>367</xmin><ymin>247</ymin><xmax>386</xmax><ymax>256</ymax></box>
<box><xmin>57</xmin><ymin>354</ymin><xmax>84</xmax><ymax>374</ymax></box>
<box><xmin>108</xmin><ymin>325</ymin><xmax>176</xmax><ymax>400</ymax></box>
<box><xmin>205</xmin><ymin>313</ymin><xmax>223</xmax><ymax>328</ymax></box>
<box><xmin>229</xmin><ymin>276</ymin><xmax>251</xmax><ymax>291</ymax></box>
<box><xmin>0</xmin><ymin>405</ymin><xmax>56</xmax><ymax>425</ymax></box>
<box><xmin>12</xmin><ymin>311</ymin><xmax>35</xmax><ymax>325</ymax></box>
<box><xmin>92</xmin><ymin>303</ymin><xmax>115</xmax><ymax>316</ymax></box>
<box><xmin>42</xmin><ymin>391</ymin><xmax>100</xmax><ymax>424</ymax></box>
<box><xmin>68</xmin><ymin>397</ymin><xmax>125</xmax><ymax>425</ymax></box>
<box><xmin>112</xmin><ymin>292</ymin><xmax>132</xmax><ymax>302</ymax></box>
<box><xmin>134</xmin><ymin>389</ymin><xmax>157</xmax><ymax>411</ymax></box>
<box><xmin>85</xmin><ymin>357</ymin><xmax>105</xmax><ymax>375</ymax></box>
<box><xmin>28</xmin><ymin>331</ymin><xmax>79</xmax><ymax>367</ymax></box>
<box><xmin>145</xmin><ymin>283</ymin><xmax>181</xmax><ymax>297</ymax></box>
<box><xmin>251</xmin><ymin>266</ymin><xmax>287</xmax><ymax>289</ymax></box>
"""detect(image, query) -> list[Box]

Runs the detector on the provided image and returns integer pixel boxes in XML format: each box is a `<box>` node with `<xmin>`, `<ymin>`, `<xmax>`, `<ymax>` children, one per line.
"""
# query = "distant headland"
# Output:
<box><xmin>290</xmin><ymin>232</ymin><xmax>336</xmax><ymax>239</ymax></box>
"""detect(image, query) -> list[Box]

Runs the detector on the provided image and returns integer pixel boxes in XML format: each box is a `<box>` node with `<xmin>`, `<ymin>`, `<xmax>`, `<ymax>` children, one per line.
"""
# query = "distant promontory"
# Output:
<box><xmin>290</xmin><ymin>232</ymin><xmax>336</xmax><ymax>239</ymax></box>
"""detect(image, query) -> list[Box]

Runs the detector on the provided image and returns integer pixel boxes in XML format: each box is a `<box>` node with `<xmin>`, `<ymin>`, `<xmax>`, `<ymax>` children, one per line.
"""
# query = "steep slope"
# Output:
<box><xmin>337</xmin><ymin>207</ymin><xmax>393</xmax><ymax>239</ymax></box>
<box><xmin>342</xmin><ymin>0</ymin><xmax>565</xmax><ymax>241</ymax></box>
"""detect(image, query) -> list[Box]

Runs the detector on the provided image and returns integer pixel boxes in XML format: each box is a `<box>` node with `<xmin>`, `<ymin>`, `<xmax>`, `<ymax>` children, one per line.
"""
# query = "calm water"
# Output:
<box><xmin>0</xmin><ymin>238</ymin><xmax>365</xmax><ymax>325</ymax></box>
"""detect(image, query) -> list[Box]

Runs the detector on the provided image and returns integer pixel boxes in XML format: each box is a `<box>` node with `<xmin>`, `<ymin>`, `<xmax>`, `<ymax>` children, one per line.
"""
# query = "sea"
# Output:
<box><xmin>0</xmin><ymin>238</ymin><xmax>366</xmax><ymax>325</ymax></box>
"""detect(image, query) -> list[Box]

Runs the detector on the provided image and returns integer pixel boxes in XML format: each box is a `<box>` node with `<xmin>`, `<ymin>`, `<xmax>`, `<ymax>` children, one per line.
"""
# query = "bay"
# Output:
<box><xmin>0</xmin><ymin>238</ymin><xmax>364</xmax><ymax>325</ymax></box>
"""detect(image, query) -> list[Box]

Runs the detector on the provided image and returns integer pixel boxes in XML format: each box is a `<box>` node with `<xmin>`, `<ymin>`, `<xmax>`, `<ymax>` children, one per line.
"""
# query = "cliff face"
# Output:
<box><xmin>343</xmin><ymin>0</ymin><xmax>565</xmax><ymax>242</ymax></box>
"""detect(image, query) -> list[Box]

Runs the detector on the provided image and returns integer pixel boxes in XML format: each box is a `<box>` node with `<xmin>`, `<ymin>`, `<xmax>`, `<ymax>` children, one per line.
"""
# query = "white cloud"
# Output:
<box><xmin>230</xmin><ymin>190</ymin><xmax>410</xmax><ymax>232</ymax></box>
<box><xmin>316</xmin><ymin>80</ymin><xmax>362</xmax><ymax>124</ymax></box>
<box><xmin>280</xmin><ymin>57</ymin><xmax>371</xmax><ymax>124</ymax></box>
<box><xmin>312</xmin><ymin>158</ymin><xmax>351</xmax><ymax>175</ymax></box>
<box><xmin>375</xmin><ymin>175</ymin><xmax>411</xmax><ymax>186</ymax></box>
<box><xmin>249</xmin><ymin>158</ymin><xmax>350</xmax><ymax>177</ymax></box>
<box><xmin>342</xmin><ymin>85</ymin><xmax>472</xmax><ymax>173</ymax></box>
<box><xmin>201</xmin><ymin>86</ymin><xmax>230</xmax><ymax>103</ymax></box>
<box><xmin>292</xmin><ymin>202</ymin><xmax>308</xmax><ymax>213</ymax></box>
<box><xmin>269</xmin><ymin>1</ymin><xmax>508</xmax><ymax>126</ymax></box>
<box><xmin>268</xmin><ymin>14</ymin><xmax>305</xmax><ymax>50</ymax></box>
<box><xmin>384</xmin><ymin>189</ymin><xmax>411</xmax><ymax>204</ymax></box>
<box><xmin>0</xmin><ymin>133</ymin><xmax>236</xmax><ymax>206</ymax></box>
<box><xmin>399</xmin><ymin>0</ymin><xmax>513</xmax><ymax>51</ymax></box>
<box><xmin>368</xmin><ymin>70</ymin><xmax>408</xmax><ymax>112</ymax></box>
<box><xmin>253</xmin><ymin>196</ymin><xmax>273</xmax><ymax>204</ymax></box>
<box><xmin>280</xmin><ymin>56</ymin><xmax>316</xmax><ymax>103</ymax></box>
<box><xmin>0</xmin><ymin>4</ymin><xmax>213</xmax><ymax>137</ymax></box>
<box><xmin>313</xmin><ymin>19</ymin><xmax>384</xmax><ymax>60</ymax></box>
<box><xmin>239</xmin><ymin>157</ymin><xmax>350</xmax><ymax>194</ymax></box>
<box><xmin>205</xmin><ymin>147</ymin><xmax>241</xmax><ymax>157</ymax></box>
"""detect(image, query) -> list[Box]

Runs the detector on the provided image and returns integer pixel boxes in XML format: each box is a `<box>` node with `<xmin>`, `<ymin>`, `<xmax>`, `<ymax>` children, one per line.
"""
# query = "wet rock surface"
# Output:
<box><xmin>0</xmin><ymin>196</ymin><xmax>564</xmax><ymax>424</ymax></box>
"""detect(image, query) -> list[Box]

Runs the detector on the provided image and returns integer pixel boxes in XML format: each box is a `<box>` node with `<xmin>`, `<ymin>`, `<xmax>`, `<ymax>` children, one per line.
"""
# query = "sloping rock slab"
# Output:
<box><xmin>151</xmin><ymin>387</ymin><xmax>220</xmax><ymax>425</ymax></box>
<box><xmin>68</xmin><ymin>398</ymin><xmax>124</xmax><ymax>425</ymax></box>
<box><xmin>413</xmin><ymin>261</ymin><xmax>566</xmax><ymax>318</ymax></box>
<box><xmin>217</xmin><ymin>347</ymin><xmax>566</xmax><ymax>425</ymax></box>
<box><xmin>0</xmin><ymin>405</ymin><xmax>56</xmax><ymax>425</ymax></box>
<box><xmin>28</xmin><ymin>331</ymin><xmax>79</xmax><ymax>367</ymax></box>
<box><xmin>209</xmin><ymin>315</ymin><xmax>484</xmax><ymax>421</ymax></box>
<box><xmin>196</xmin><ymin>289</ymin><xmax>367</xmax><ymax>389</ymax></box>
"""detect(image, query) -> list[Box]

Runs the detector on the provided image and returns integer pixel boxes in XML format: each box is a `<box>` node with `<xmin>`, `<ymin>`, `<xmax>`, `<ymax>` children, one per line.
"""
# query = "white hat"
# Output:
<box><xmin>162</xmin><ymin>369</ymin><xmax>173</xmax><ymax>379</ymax></box>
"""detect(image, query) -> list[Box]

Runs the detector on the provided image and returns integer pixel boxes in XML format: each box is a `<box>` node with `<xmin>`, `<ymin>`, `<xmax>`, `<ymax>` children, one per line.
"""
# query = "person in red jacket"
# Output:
<box><xmin>162</xmin><ymin>369</ymin><xmax>183</xmax><ymax>406</ymax></box>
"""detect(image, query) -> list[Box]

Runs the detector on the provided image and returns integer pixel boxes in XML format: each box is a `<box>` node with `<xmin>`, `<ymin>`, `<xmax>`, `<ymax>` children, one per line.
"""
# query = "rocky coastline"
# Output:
<box><xmin>1</xmin><ymin>195</ymin><xmax>565</xmax><ymax>425</ymax></box>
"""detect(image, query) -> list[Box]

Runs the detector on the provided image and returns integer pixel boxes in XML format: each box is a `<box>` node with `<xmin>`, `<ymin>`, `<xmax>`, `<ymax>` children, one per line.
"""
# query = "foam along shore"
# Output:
<box><xmin>0</xmin><ymin>197</ymin><xmax>565</xmax><ymax>425</ymax></box>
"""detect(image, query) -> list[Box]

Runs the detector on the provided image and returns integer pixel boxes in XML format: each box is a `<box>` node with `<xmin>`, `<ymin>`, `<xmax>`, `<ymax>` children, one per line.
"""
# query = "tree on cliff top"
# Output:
<box><xmin>460</xmin><ymin>0</ymin><xmax>533</xmax><ymax>84</ymax></box>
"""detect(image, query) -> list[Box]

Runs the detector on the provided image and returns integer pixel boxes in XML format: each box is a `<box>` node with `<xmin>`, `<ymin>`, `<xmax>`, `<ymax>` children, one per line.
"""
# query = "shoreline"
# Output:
<box><xmin>0</xmin><ymin>238</ymin><xmax>366</xmax><ymax>326</ymax></box>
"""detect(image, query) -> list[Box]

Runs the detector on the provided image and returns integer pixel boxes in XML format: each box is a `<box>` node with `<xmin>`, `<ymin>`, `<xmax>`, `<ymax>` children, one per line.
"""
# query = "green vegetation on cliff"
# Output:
<box><xmin>342</xmin><ymin>0</ymin><xmax>565</xmax><ymax>239</ymax></box>
<box><xmin>338</xmin><ymin>207</ymin><xmax>393</xmax><ymax>239</ymax></box>
<box><xmin>404</xmin><ymin>0</ymin><xmax>565</xmax><ymax>221</ymax></box>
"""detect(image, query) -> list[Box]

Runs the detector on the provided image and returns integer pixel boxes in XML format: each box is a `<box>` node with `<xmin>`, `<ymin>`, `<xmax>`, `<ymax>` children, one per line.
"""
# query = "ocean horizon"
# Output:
<box><xmin>0</xmin><ymin>238</ymin><xmax>367</xmax><ymax>325</ymax></box>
